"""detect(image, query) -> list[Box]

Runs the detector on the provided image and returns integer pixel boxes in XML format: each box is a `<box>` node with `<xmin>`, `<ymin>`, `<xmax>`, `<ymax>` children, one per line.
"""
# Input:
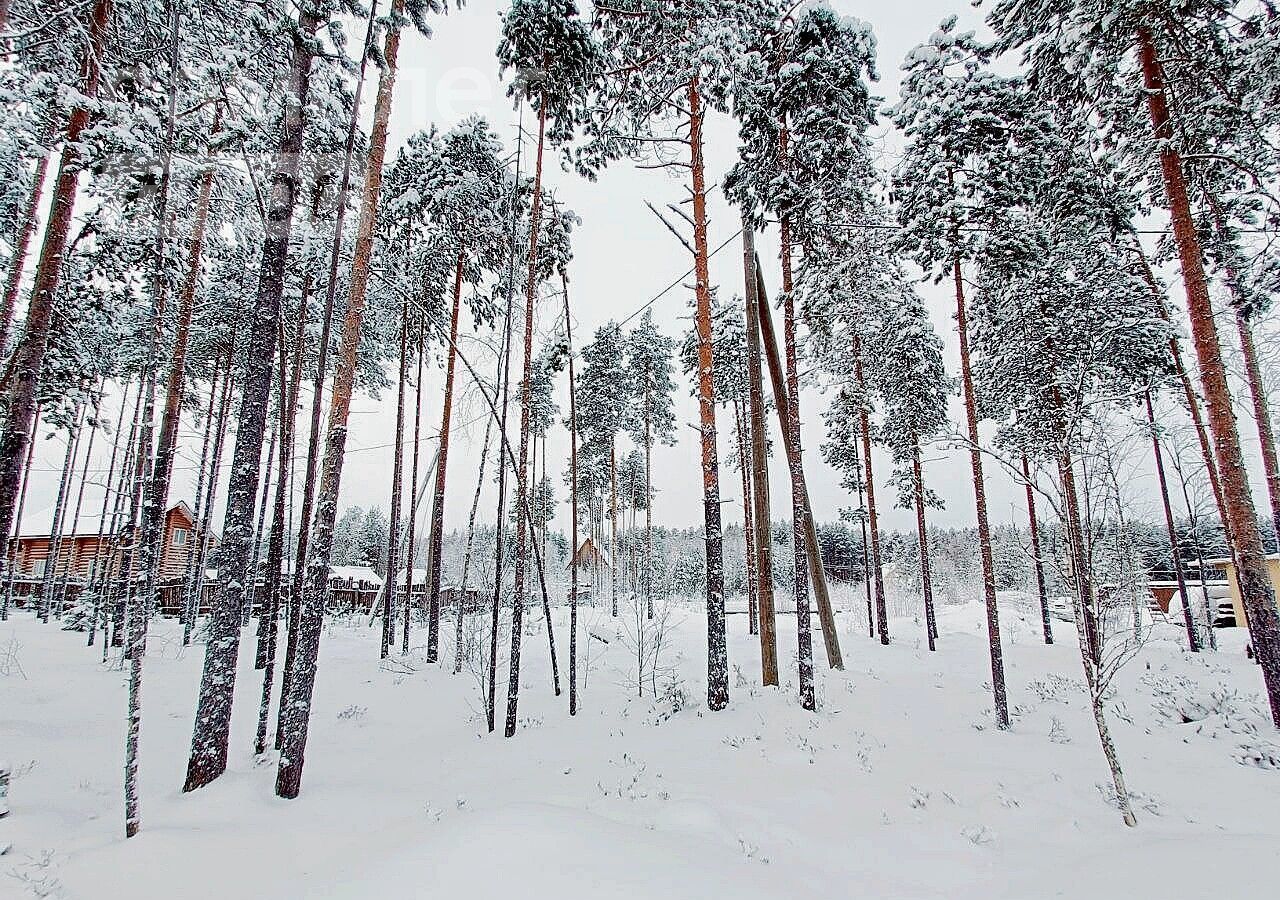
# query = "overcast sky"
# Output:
<box><xmin>17</xmin><ymin>1</ymin><xmax>1276</xmax><ymax>547</ymax></box>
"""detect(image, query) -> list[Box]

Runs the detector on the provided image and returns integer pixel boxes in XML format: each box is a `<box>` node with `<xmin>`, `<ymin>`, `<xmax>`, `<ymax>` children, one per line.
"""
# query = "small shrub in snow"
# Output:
<box><xmin>336</xmin><ymin>705</ymin><xmax>367</xmax><ymax>721</ymax></box>
<box><xmin>1232</xmin><ymin>739</ymin><xmax>1280</xmax><ymax>770</ymax></box>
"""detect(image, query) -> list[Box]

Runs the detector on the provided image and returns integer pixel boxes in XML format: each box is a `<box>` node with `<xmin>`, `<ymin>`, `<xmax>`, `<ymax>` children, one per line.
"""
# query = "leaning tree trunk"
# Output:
<box><xmin>1138</xmin><ymin>27</ymin><xmax>1280</xmax><ymax>726</ymax></box>
<box><xmin>952</xmin><ymin>254</ymin><xmax>1010</xmax><ymax>730</ymax></box>
<box><xmin>427</xmin><ymin>253</ymin><xmax>465</xmax><ymax>662</ymax></box>
<box><xmin>0</xmin><ymin>0</ymin><xmax>112</xmax><ymax>575</ymax></box>
<box><xmin>1234</xmin><ymin>312</ymin><xmax>1280</xmax><ymax>548</ymax></box>
<box><xmin>40</xmin><ymin>404</ymin><xmax>83</xmax><ymax>622</ymax></box>
<box><xmin>504</xmin><ymin>92</ymin><xmax>549</xmax><ymax>739</ymax></box>
<box><xmin>742</xmin><ymin>224</ymin><xmax>777</xmax><ymax>682</ymax></box>
<box><xmin>185</xmin><ymin>7</ymin><xmax>325</xmax><ymax>794</ymax></box>
<box><xmin>1146</xmin><ymin>391</ymin><xmax>1199</xmax><ymax>651</ymax></box>
<box><xmin>755</xmin><ymin>260</ymin><xmax>843</xmax><ymax>683</ymax></box>
<box><xmin>276</xmin><ymin>0</ymin><xmax>405</xmax><ymax>798</ymax></box>
<box><xmin>912</xmin><ymin>442</ymin><xmax>937</xmax><ymax>651</ymax></box>
<box><xmin>1020</xmin><ymin>455</ymin><xmax>1053</xmax><ymax>645</ymax></box>
<box><xmin>688</xmin><ymin>74</ymin><xmax>728</xmax><ymax>712</ymax></box>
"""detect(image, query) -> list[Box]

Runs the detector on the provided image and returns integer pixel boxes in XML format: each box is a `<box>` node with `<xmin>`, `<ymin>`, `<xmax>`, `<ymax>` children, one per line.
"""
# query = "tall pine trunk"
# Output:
<box><xmin>1020</xmin><ymin>455</ymin><xmax>1053</xmax><ymax>645</ymax></box>
<box><xmin>281</xmin><ymin>0</ymin><xmax>380</xmax><ymax>711</ymax></box>
<box><xmin>1146</xmin><ymin>391</ymin><xmax>1199</xmax><ymax>651</ymax></box>
<box><xmin>276</xmin><ymin>0</ymin><xmax>405</xmax><ymax>797</ymax></box>
<box><xmin>504</xmin><ymin>93</ymin><xmax>548</xmax><ymax>738</ymax></box>
<box><xmin>0</xmin><ymin>0</ymin><xmax>112</xmax><ymax>574</ymax></box>
<box><xmin>1234</xmin><ymin>312</ymin><xmax>1280</xmax><ymax>547</ymax></box>
<box><xmin>3</xmin><ymin>405</ymin><xmax>38</xmax><ymax>621</ymax></box>
<box><xmin>564</xmin><ymin>271</ymin><xmax>580</xmax><ymax>715</ymax></box>
<box><xmin>427</xmin><ymin>253</ymin><xmax>465</xmax><ymax>661</ymax></box>
<box><xmin>1137</xmin><ymin>27</ymin><xmax>1280</xmax><ymax>726</ymax></box>
<box><xmin>852</xmin><ymin>328</ymin><xmax>888</xmax><ymax>644</ymax></box>
<box><xmin>384</xmin><ymin>301</ymin><xmax>410</xmax><ymax>658</ymax></box>
<box><xmin>953</xmin><ymin>255</ymin><xmax>1009</xmax><ymax>730</ymax></box>
<box><xmin>742</xmin><ymin>224</ymin><xmax>776</xmax><ymax>682</ymax></box>
<box><xmin>912</xmin><ymin>442</ymin><xmax>936</xmax><ymax>651</ymax></box>
<box><xmin>185</xmin><ymin>7</ymin><xmax>325</xmax><ymax>793</ymax></box>
<box><xmin>254</xmin><ymin>312</ymin><xmax>303</xmax><ymax>755</ymax></box>
<box><xmin>689</xmin><ymin>74</ymin><xmax>728</xmax><ymax>711</ymax></box>
<box><xmin>404</xmin><ymin>313</ymin><xmax>424</xmax><ymax>655</ymax></box>
<box><xmin>735</xmin><ymin>403</ymin><xmax>758</xmax><ymax>636</ymax></box>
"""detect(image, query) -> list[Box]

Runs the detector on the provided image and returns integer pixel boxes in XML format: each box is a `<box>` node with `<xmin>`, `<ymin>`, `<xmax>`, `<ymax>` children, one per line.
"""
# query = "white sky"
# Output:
<box><xmin>16</xmin><ymin>1</ymin><xmax>1280</xmax><ymax>548</ymax></box>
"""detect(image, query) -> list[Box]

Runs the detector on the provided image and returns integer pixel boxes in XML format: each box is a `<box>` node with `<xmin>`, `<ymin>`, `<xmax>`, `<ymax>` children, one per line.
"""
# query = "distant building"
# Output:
<box><xmin>9</xmin><ymin>501</ymin><xmax>213</xmax><ymax>584</ymax></box>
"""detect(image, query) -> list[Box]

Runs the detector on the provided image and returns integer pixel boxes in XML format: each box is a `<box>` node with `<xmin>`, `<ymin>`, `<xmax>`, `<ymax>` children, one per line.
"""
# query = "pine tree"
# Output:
<box><xmin>891</xmin><ymin>19</ymin><xmax>1024</xmax><ymax>730</ymax></box>
<box><xmin>989</xmin><ymin>0</ymin><xmax>1280</xmax><ymax>730</ymax></box>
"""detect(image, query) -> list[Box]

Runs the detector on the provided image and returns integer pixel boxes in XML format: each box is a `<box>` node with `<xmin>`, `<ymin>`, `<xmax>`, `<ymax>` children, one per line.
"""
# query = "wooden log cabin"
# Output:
<box><xmin>9</xmin><ymin>500</ymin><xmax>213</xmax><ymax>585</ymax></box>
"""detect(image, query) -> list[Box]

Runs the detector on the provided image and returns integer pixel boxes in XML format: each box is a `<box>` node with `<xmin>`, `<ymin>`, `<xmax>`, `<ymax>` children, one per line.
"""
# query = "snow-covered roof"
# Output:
<box><xmin>329</xmin><ymin>565</ymin><xmax>383</xmax><ymax>586</ymax></box>
<box><xmin>15</xmin><ymin>501</ymin><xmax>205</xmax><ymax>540</ymax></box>
<box><xmin>395</xmin><ymin>567</ymin><xmax>429</xmax><ymax>586</ymax></box>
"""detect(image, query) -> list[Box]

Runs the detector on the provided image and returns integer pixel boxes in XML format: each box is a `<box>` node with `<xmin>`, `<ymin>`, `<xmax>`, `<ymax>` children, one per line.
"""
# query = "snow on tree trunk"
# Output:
<box><xmin>0</xmin><ymin>0</ymin><xmax>112</xmax><ymax>582</ymax></box>
<box><xmin>565</xmin><ymin>271</ymin><xmax>580</xmax><ymax>715</ymax></box>
<box><xmin>275</xmin><ymin>0</ymin><xmax>405</xmax><ymax>799</ymax></box>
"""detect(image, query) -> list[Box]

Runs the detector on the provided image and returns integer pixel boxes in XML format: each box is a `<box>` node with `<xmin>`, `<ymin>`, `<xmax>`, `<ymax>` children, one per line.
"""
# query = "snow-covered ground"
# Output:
<box><xmin>2</xmin><ymin>595</ymin><xmax>1279</xmax><ymax>899</ymax></box>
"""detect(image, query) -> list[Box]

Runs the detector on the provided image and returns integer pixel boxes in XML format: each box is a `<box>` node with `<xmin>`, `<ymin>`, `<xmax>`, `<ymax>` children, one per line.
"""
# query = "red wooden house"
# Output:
<box><xmin>9</xmin><ymin>501</ymin><xmax>213</xmax><ymax>584</ymax></box>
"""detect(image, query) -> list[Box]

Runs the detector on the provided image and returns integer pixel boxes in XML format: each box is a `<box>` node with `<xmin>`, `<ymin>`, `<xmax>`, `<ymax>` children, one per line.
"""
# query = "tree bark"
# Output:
<box><xmin>384</xmin><ymin>301</ymin><xmax>410</xmax><ymax>658</ymax></box>
<box><xmin>1021</xmin><ymin>455</ymin><xmax>1053</xmax><ymax>645</ymax></box>
<box><xmin>184</xmin><ymin>6</ymin><xmax>324</xmax><ymax>794</ymax></box>
<box><xmin>0</xmin><ymin>135</ymin><xmax>52</xmax><ymax>358</ymax></box>
<box><xmin>504</xmin><ymin>92</ymin><xmax>548</xmax><ymax>738</ymax></box>
<box><xmin>851</xmin><ymin>329</ymin><xmax>888</xmax><ymax>645</ymax></box>
<box><xmin>564</xmin><ymin>271</ymin><xmax>580</xmax><ymax>715</ymax></box>
<box><xmin>1146</xmin><ymin>391</ymin><xmax>1199</xmax><ymax>651</ymax></box>
<box><xmin>254</xmin><ymin>310</ymin><xmax>302</xmax><ymax>755</ymax></box>
<box><xmin>2</xmin><ymin>404</ymin><xmax>37</xmax><ymax>621</ymax></box>
<box><xmin>276</xmin><ymin>0</ymin><xmax>405</xmax><ymax>797</ymax></box>
<box><xmin>404</xmin><ymin>312</ymin><xmax>424</xmax><ymax>655</ymax></box>
<box><xmin>953</xmin><ymin>255</ymin><xmax>1009</xmax><ymax>730</ymax></box>
<box><xmin>688</xmin><ymin>74</ymin><xmax>728</xmax><ymax>712</ymax></box>
<box><xmin>1234</xmin><ymin>312</ymin><xmax>1280</xmax><ymax>547</ymax></box>
<box><xmin>0</xmin><ymin>0</ymin><xmax>112</xmax><ymax>577</ymax></box>
<box><xmin>281</xmin><ymin>0</ymin><xmax>380</xmax><ymax>716</ymax></box>
<box><xmin>1138</xmin><ymin>27</ymin><xmax>1280</xmax><ymax>726</ymax></box>
<box><xmin>912</xmin><ymin>442</ymin><xmax>937</xmax><ymax>651</ymax></box>
<box><xmin>742</xmin><ymin>224</ymin><xmax>776</xmax><ymax>682</ymax></box>
<box><xmin>427</xmin><ymin>253</ymin><xmax>465</xmax><ymax>661</ymax></box>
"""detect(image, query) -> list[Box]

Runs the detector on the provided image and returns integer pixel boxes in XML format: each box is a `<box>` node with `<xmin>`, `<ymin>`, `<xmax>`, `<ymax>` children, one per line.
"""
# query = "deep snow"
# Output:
<box><xmin>2</xmin><ymin>592</ymin><xmax>1279</xmax><ymax>899</ymax></box>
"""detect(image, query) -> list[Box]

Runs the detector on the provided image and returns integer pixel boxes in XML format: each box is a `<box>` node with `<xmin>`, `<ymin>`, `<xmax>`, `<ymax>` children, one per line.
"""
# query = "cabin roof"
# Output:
<box><xmin>14</xmin><ymin>501</ymin><xmax>209</xmax><ymax>541</ymax></box>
